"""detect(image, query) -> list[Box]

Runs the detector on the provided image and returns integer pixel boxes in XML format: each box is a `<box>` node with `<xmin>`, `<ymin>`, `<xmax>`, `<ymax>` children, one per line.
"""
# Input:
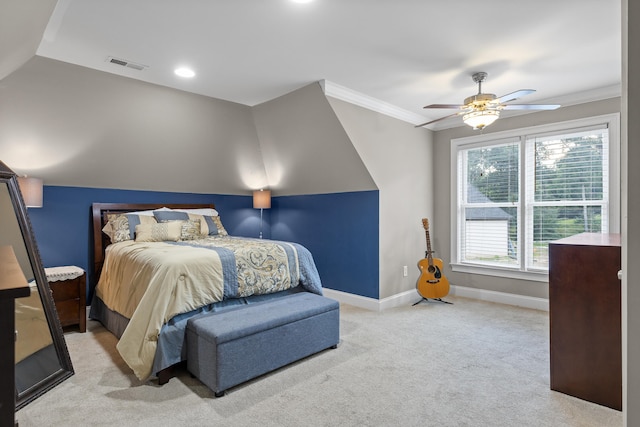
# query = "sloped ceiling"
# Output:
<box><xmin>0</xmin><ymin>0</ymin><xmax>57</xmax><ymax>80</ymax></box>
<box><xmin>252</xmin><ymin>83</ymin><xmax>377</xmax><ymax>196</ymax></box>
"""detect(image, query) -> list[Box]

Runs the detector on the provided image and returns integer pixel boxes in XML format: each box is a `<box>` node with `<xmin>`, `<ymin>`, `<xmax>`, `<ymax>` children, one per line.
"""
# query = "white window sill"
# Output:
<box><xmin>451</xmin><ymin>263</ymin><xmax>549</xmax><ymax>283</ymax></box>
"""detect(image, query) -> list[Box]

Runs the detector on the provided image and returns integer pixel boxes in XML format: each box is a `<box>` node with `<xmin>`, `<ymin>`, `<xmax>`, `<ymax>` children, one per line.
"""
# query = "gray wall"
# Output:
<box><xmin>252</xmin><ymin>82</ymin><xmax>377</xmax><ymax>196</ymax></box>
<box><xmin>327</xmin><ymin>97</ymin><xmax>434</xmax><ymax>299</ymax></box>
<box><xmin>0</xmin><ymin>55</ymin><xmax>433</xmax><ymax>304</ymax></box>
<box><xmin>0</xmin><ymin>56</ymin><xmax>266</xmax><ymax>194</ymax></box>
<box><xmin>253</xmin><ymin>87</ymin><xmax>436</xmax><ymax>301</ymax></box>
<box><xmin>432</xmin><ymin>97</ymin><xmax>621</xmax><ymax>299</ymax></box>
<box><xmin>623</xmin><ymin>0</ymin><xmax>639</xmax><ymax>423</ymax></box>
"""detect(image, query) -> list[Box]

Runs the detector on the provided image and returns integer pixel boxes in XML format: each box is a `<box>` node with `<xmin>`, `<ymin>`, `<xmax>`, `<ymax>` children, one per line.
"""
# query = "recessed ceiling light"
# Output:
<box><xmin>291</xmin><ymin>0</ymin><xmax>313</xmax><ymax>3</ymax></box>
<box><xmin>175</xmin><ymin>67</ymin><xmax>195</xmax><ymax>78</ymax></box>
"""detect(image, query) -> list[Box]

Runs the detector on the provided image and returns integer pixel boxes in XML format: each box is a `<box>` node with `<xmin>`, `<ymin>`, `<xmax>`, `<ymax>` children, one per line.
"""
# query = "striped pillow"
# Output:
<box><xmin>134</xmin><ymin>222</ymin><xmax>183</xmax><ymax>242</ymax></box>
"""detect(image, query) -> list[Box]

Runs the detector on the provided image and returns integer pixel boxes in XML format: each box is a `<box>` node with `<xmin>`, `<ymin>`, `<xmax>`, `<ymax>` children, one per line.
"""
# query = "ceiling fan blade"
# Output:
<box><xmin>423</xmin><ymin>104</ymin><xmax>465</xmax><ymax>109</ymax></box>
<box><xmin>492</xmin><ymin>89</ymin><xmax>536</xmax><ymax>105</ymax></box>
<box><xmin>501</xmin><ymin>104</ymin><xmax>561</xmax><ymax>110</ymax></box>
<box><xmin>415</xmin><ymin>112</ymin><xmax>462</xmax><ymax>128</ymax></box>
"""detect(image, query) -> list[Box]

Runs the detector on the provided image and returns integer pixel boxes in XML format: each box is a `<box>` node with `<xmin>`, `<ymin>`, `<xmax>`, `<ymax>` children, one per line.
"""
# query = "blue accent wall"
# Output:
<box><xmin>26</xmin><ymin>186</ymin><xmax>379</xmax><ymax>302</ymax></box>
<box><xmin>271</xmin><ymin>191</ymin><xmax>379</xmax><ymax>299</ymax></box>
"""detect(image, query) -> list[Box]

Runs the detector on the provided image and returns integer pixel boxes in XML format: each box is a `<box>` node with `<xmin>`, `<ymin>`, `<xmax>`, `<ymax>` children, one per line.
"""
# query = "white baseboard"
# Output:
<box><xmin>449</xmin><ymin>285</ymin><xmax>549</xmax><ymax>311</ymax></box>
<box><xmin>322</xmin><ymin>288</ymin><xmax>383</xmax><ymax>311</ymax></box>
<box><xmin>323</xmin><ymin>285</ymin><xmax>548</xmax><ymax>312</ymax></box>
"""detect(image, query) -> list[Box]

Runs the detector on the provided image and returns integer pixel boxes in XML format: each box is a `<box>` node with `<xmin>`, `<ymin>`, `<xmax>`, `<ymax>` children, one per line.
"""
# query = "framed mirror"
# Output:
<box><xmin>0</xmin><ymin>161</ymin><xmax>73</xmax><ymax>410</ymax></box>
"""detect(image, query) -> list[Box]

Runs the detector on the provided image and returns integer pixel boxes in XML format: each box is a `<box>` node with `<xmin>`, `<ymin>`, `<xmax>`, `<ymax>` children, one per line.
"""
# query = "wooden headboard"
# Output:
<box><xmin>91</xmin><ymin>202</ymin><xmax>216</xmax><ymax>288</ymax></box>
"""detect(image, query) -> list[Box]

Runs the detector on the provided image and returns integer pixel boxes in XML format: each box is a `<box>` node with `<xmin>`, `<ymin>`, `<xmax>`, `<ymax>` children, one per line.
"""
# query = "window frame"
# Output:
<box><xmin>450</xmin><ymin>113</ymin><xmax>620</xmax><ymax>282</ymax></box>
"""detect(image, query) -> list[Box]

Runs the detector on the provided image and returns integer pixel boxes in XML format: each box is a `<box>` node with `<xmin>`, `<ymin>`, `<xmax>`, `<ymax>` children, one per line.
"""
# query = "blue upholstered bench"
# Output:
<box><xmin>186</xmin><ymin>292</ymin><xmax>340</xmax><ymax>397</ymax></box>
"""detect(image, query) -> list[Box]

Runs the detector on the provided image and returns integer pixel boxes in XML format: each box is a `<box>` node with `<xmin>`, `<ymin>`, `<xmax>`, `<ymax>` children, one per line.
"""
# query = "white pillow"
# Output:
<box><xmin>172</xmin><ymin>208</ymin><xmax>219</xmax><ymax>217</ymax></box>
<box><xmin>128</xmin><ymin>207</ymin><xmax>171</xmax><ymax>216</ymax></box>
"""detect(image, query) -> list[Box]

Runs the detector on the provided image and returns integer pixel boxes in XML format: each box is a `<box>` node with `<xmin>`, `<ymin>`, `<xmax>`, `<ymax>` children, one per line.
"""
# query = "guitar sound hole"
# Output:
<box><xmin>428</xmin><ymin>265</ymin><xmax>442</xmax><ymax>278</ymax></box>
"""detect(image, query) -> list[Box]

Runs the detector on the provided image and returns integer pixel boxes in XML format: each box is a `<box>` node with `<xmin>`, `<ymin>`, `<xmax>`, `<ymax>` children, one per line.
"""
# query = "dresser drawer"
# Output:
<box><xmin>50</xmin><ymin>278</ymin><xmax>81</xmax><ymax>301</ymax></box>
<box><xmin>55</xmin><ymin>299</ymin><xmax>81</xmax><ymax>326</ymax></box>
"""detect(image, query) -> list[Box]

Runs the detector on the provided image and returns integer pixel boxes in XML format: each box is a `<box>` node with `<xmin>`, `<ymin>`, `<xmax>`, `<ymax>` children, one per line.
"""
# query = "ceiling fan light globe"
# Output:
<box><xmin>463</xmin><ymin>110</ymin><xmax>500</xmax><ymax>130</ymax></box>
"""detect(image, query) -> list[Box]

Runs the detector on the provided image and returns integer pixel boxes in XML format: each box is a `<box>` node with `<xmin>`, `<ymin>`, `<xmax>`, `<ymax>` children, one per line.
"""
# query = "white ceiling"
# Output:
<box><xmin>35</xmin><ymin>0</ymin><xmax>622</xmax><ymax>130</ymax></box>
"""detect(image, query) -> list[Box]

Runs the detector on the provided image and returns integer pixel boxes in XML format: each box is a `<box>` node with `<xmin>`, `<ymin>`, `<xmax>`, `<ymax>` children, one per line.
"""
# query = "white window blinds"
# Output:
<box><xmin>525</xmin><ymin>124</ymin><xmax>609</xmax><ymax>269</ymax></box>
<box><xmin>455</xmin><ymin>121</ymin><xmax>611</xmax><ymax>275</ymax></box>
<box><xmin>458</xmin><ymin>140</ymin><xmax>520</xmax><ymax>268</ymax></box>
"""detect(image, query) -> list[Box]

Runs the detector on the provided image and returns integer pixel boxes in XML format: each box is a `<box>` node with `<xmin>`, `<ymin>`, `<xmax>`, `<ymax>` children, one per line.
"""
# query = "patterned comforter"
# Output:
<box><xmin>95</xmin><ymin>236</ymin><xmax>323</xmax><ymax>380</ymax></box>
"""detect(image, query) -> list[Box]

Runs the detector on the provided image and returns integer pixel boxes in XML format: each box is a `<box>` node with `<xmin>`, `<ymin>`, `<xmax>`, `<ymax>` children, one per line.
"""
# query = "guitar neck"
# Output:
<box><xmin>425</xmin><ymin>229</ymin><xmax>434</xmax><ymax>265</ymax></box>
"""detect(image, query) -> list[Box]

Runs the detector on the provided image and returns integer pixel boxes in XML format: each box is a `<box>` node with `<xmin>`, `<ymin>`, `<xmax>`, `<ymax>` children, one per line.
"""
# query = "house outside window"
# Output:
<box><xmin>451</xmin><ymin>114</ymin><xmax>620</xmax><ymax>281</ymax></box>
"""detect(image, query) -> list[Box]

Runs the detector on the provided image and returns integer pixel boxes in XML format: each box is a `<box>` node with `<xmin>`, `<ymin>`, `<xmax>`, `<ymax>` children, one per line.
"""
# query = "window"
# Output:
<box><xmin>451</xmin><ymin>114</ymin><xmax>619</xmax><ymax>281</ymax></box>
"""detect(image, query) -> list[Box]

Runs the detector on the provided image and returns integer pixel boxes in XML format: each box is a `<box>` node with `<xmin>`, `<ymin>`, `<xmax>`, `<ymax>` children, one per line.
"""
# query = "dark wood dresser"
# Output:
<box><xmin>549</xmin><ymin>232</ymin><xmax>621</xmax><ymax>410</ymax></box>
<box><xmin>45</xmin><ymin>266</ymin><xmax>86</xmax><ymax>333</ymax></box>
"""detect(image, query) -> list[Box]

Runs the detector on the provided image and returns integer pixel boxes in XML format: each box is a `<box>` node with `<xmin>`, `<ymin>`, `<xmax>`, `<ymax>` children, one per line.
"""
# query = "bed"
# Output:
<box><xmin>88</xmin><ymin>203</ymin><xmax>324</xmax><ymax>383</ymax></box>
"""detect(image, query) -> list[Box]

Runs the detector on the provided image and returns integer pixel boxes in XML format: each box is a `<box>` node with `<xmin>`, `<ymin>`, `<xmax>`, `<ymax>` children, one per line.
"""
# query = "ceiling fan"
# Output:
<box><xmin>415</xmin><ymin>72</ymin><xmax>561</xmax><ymax>130</ymax></box>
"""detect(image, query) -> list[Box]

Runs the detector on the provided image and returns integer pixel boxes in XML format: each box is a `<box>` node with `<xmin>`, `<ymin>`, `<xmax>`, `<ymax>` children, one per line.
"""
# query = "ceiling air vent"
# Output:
<box><xmin>106</xmin><ymin>56</ymin><xmax>148</xmax><ymax>71</ymax></box>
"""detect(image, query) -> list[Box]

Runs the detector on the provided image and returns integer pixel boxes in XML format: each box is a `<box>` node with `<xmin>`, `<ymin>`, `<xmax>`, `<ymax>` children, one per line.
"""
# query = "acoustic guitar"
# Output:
<box><xmin>416</xmin><ymin>218</ymin><xmax>450</xmax><ymax>300</ymax></box>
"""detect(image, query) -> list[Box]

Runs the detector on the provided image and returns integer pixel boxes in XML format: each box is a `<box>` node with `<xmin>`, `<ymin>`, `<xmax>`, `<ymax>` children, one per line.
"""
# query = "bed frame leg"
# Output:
<box><xmin>157</xmin><ymin>365</ymin><xmax>175</xmax><ymax>385</ymax></box>
<box><xmin>215</xmin><ymin>390</ymin><xmax>225</xmax><ymax>398</ymax></box>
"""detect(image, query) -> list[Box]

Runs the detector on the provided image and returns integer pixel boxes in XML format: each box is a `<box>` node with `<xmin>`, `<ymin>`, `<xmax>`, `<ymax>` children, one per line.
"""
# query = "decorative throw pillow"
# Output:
<box><xmin>184</xmin><ymin>213</ymin><xmax>228</xmax><ymax>236</ymax></box>
<box><xmin>153</xmin><ymin>210</ymin><xmax>189</xmax><ymax>222</ymax></box>
<box><xmin>179</xmin><ymin>219</ymin><xmax>202</xmax><ymax>241</ymax></box>
<box><xmin>102</xmin><ymin>222</ymin><xmax>115</xmax><ymax>241</ymax></box>
<box><xmin>103</xmin><ymin>214</ymin><xmax>158</xmax><ymax>243</ymax></box>
<box><xmin>153</xmin><ymin>209</ymin><xmax>227</xmax><ymax>236</ymax></box>
<box><xmin>101</xmin><ymin>212</ymin><xmax>122</xmax><ymax>238</ymax></box>
<box><xmin>134</xmin><ymin>221</ymin><xmax>182</xmax><ymax>242</ymax></box>
<box><xmin>209</xmin><ymin>215</ymin><xmax>228</xmax><ymax>236</ymax></box>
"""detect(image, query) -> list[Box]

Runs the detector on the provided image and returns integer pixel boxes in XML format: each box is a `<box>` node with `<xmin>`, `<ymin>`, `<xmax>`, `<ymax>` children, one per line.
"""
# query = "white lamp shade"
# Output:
<box><xmin>17</xmin><ymin>177</ymin><xmax>43</xmax><ymax>208</ymax></box>
<box><xmin>463</xmin><ymin>110</ymin><xmax>500</xmax><ymax>130</ymax></box>
<box><xmin>253</xmin><ymin>190</ymin><xmax>271</xmax><ymax>209</ymax></box>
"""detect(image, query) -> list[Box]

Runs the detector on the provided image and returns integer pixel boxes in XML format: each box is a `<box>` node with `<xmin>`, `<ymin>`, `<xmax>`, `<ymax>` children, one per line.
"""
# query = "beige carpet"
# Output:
<box><xmin>16</xmin><ymin>296</ymin><xmax>622</xmax><ymax>427</ymax></box>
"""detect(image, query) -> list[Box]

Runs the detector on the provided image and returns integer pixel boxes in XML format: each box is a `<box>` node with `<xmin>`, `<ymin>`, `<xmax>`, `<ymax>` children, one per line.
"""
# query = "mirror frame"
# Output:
<box><xmin>0</xmin><ymin>162</ymin><xmax>74</xmax><ymax>409</ymax></box>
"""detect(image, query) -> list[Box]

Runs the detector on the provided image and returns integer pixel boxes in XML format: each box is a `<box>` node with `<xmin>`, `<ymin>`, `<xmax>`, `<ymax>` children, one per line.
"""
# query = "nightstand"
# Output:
<box><xmin>45</xmin><ymin>266</ymin><xmax>86</xmax><ymax>333</ymax></box>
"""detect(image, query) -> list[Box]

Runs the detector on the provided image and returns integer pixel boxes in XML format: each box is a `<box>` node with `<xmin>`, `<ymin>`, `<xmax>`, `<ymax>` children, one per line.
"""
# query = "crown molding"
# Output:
<box><xmin>537</xmin><ymin>83</ymin><xmax>621</xmax><ymax>107</ymax></box>
<box><xmin>321</xmin><ymin>80</ymin><xmax>621</xmax><ymax>132</ymax></box>
<box><xmin>320</xmin><ymin>80</ymin><xmax>425</xmax><ymax>126</ymax></box>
